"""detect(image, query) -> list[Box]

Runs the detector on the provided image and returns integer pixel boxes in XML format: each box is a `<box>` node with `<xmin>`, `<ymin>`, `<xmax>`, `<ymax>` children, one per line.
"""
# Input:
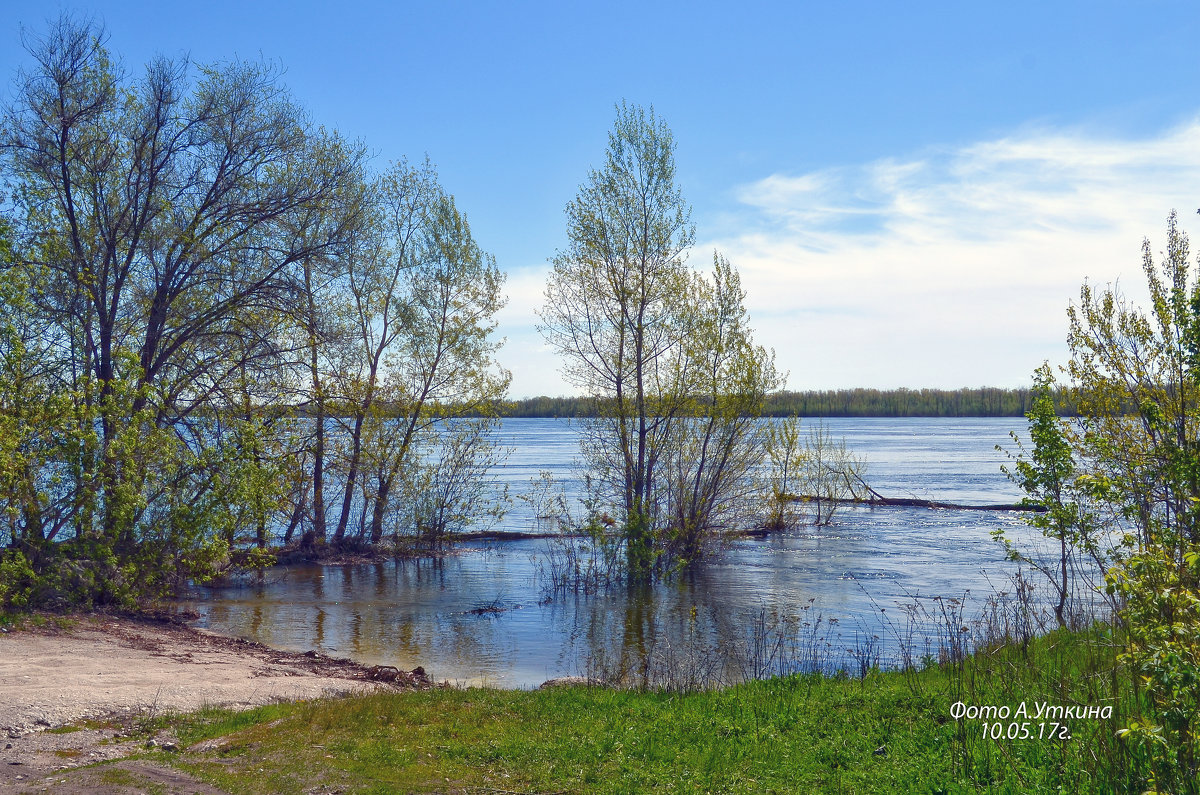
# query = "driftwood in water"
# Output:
<box><xmin>788</xmin><ymin>493</ymin><xmax>1042</xmax><ymax>512</ymax></box>
<box><xmin>790</xmin><ymin>473</ymin><xmax>1047</xmax><ymax>513</ymax></box>
<box><xmin>859</xmin><ymin>495</ymin><xmax>1042</xmax><ymax>512</ymax></box>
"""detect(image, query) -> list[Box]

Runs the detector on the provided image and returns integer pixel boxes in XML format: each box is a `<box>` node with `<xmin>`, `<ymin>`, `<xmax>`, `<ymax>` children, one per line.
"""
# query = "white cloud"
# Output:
<box><xmin>495</xmin><ymin>262</ymin><xmax>572</xmax><ymax>397</ymax></box>
<box><xmin>705</xmin><ymin>120</ymin><xmax>1200</xmax><ymax>390</ymax></box>
<box><xmin>501</xmin><ymin>120</ymin><xmax>1200</xmax><ymax>397</ymax></box>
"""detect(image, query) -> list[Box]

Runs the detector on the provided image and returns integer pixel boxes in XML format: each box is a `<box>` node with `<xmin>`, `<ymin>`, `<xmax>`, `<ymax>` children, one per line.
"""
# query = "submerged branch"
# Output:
<box><xmin>833</xmin><ymin>470</ymin><xmax>1045</xmax><ymax>512</ymax></box>
<box><xmin>787</xmin><ymin>491</ymin><xmax>1046</xmax><ymax>513</ymax></box>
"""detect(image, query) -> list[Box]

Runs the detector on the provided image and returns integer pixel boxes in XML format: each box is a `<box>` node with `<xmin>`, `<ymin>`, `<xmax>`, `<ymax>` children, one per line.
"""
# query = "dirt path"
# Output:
<box><xmin>0</xmin><ymin>615</ymin><xmax>427</xmax><ymax>793</ymax></box>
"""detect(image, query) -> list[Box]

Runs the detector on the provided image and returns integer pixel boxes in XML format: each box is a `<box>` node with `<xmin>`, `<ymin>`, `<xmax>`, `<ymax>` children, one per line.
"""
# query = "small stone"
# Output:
<box><xmin>146</xmin><ymin>739</ymin><xmax>158</xmax><ymax>748</ymax></box>
<box><xmin>873</xmin><ymin>745</ymin><xmax>887</xmax><ymax>756</ymax></box>
<box><xmin>162</xmin><ymin>742</ymin><xmax>178</xmax><ymax>752</ymax></box>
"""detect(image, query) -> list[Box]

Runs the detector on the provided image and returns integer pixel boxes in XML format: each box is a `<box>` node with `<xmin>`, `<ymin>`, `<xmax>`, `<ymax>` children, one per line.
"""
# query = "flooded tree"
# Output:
<box><xmin>1</xmin><ymin>15</ymin><xmax>366</xmax><ymax>604</ymax></box>
<box><xmin>0</xmin><ymin>15</ymin><xmax>508</xmax><ymax>605</ymax></box>
<box><xmin>540</xmin><ymin>103</ymin><xmax>778</xmax><ymax>578</ymax></box>
<box><xmin>761</xmin><ymin>416</ymin><xmax>867</xmax><ymax>528</ymax></box>
<box><xmin>661</xmin><ymin>254</ymin><xmax>782</xmax><ymax>561</ymax></box>
<box><xmin>346</xmin><ymin>169</ymin><xmax>509</xmax><ymax>549</ymax></box>
<box><xmin>293</xmin><ymin>158</ymin><xmax>511</xmax><ymax>551</ymax></box>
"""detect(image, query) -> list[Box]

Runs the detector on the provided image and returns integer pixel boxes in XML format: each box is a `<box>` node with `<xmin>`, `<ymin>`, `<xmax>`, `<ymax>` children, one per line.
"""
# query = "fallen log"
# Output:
<box><xmin>855</xmin><ymin>495</ymin><xmax>1043</xmax><ymax>512</ymax></box>
<box><xmin>789</xmin><ymin>472</ymin><xmax>1047</xmax><ymax>512</ymax></box>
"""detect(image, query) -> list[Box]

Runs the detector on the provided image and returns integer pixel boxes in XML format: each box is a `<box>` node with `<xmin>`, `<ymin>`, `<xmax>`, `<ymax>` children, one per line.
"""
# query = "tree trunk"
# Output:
<box><xmin>368</xmin><ymin>474</ymin><xmax>392</xmax><ymax>545</ymax></box>
<box><xmin>333</xmin><ymin>412</ymin><xmax>366</xmax><ymax>545</ymax></box>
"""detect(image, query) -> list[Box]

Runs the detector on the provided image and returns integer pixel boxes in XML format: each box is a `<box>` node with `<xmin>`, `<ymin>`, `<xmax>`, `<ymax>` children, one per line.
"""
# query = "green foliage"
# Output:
<box><xmin>0</xmin><ymin>17</ymin><xmax>509</xmax><ymax>606</ymax></box>
<box><xmin>661</xmin><ymin>253</ymin><xmax>781</xmax><ymax>565</ymax></box>
<box><xmin>142</xmin><ymin>626</ymin><xmax>1136</xmax><ymax>794</ymax></box>
<box><xmin>1110</xmin><ymin>545</ymin><xmax>1200</xmax><ymax>794</ymax></box>
<box><xmin>284</xmin><ymin>155</ymin><xmax>510</xmax><ymax>552</ymax></box>
<box><xmin>540</xmin><ymin>104</ymin><xmax>778</xmax><ymax>578</ymax></box>
<box><xmin>995</xmin><ymin>364</ymin><xmax>1110</xmax><ymax>627</ymax></box>
<box><xmin>1056</xmin><ymin>212</ymin><xmax>1200</xmax><ymax>791</ymax></box>
<box><xmin>540</xmin><ymin>102</ymin><xmax>695</xmax><ymax>578</ymax></box>
<box><xmin>762</xmin><ymin>416</ymin><xmax>867</xmax><ymax>528</ymax></box>
<box><xmin>0</xmin><ymin>15</ymin><xmax>365</xmax><ymax>607</ymax></box>
<box><xmin>0</xmin><ymin>549</ymin><xmax>36</xmax><ymax>608</ymax></box>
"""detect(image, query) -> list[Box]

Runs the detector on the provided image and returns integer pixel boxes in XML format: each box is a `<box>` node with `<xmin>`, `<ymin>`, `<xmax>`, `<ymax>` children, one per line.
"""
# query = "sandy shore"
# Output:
<box><xmin>0</xmin><ymin>615</ymin><xmax>426</xmax><ymax>793</ymax></box>
<box><xmin>0</xmin><ymin>615</ymin><xmax>410</xmax><ymax>733</ymax></box>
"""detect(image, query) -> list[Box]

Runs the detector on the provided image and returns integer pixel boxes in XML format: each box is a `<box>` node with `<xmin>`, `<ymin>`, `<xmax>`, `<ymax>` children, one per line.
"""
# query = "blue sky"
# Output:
<box><xmin>4</xmin><ymin>1</ymin><xmax>1200</xmax><ymax>397</ymax></box>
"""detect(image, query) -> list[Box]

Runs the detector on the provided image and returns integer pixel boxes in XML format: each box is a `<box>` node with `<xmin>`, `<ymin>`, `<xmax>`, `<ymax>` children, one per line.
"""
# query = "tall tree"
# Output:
<box><xmin>1</xmin><ymin>15</ymin><xmax>364</xmax><ymax>603</ymax></box>
<box><xmin>541</xmin><ymin>102</ymin><xmax>693</xmax><ymax>576</ymax></box>
<box><xmin>662</xmin><ymin>254</ymin><xmax>780</xmax><ymax>563</ymax></box>
<box><xmin>357</xmin><ymin>185</ymin><xmax>509</xmax><ymax>547</ymax></box>
<box><xmin>1056</xmin><ymin>212</ymin><xmax>1200</xmax><ymax>788</ymax></box>
<box><xmin>328</xmin><ymin>158</ymin><xmax>435</xmax><ymax>546</ymax></box>
<box><xmin>292</xmin><ymin>158</ymin><xmax>511</xmax><ymax>550</ymax></box>
<box><xmin>540</xmin><ymin>103</ymin><xmax>777</xmax><ymax>578</ymax></box>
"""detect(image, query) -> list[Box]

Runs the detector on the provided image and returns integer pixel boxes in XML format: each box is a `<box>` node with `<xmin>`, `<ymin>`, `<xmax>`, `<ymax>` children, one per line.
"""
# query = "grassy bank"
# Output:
<box><xmin>110</xmin><ymin>622</ymin><xmax>1145</xmax><ymax>794</ymax></box>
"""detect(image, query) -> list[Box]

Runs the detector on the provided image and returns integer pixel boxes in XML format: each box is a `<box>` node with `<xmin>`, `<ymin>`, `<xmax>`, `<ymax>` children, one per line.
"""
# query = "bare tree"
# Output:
<box><xmin>762</xmin><ymin>417</ymin><xmax>867</xmax><ymax>527</ymax></box>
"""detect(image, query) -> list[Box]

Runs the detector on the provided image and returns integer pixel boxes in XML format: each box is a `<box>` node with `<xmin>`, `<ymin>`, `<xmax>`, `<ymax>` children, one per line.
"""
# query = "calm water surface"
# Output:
<box><xmin>183</xmin><ymin>417</ymin><xmax>1033</xmax><ymax>687</ymax></box>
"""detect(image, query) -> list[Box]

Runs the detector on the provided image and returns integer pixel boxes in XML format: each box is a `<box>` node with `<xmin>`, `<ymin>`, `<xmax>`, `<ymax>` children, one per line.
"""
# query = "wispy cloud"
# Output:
<box><xmin>706</xmin><ymin>120</ymin><xmax>1200</xmax><ymax>389</ymax></box>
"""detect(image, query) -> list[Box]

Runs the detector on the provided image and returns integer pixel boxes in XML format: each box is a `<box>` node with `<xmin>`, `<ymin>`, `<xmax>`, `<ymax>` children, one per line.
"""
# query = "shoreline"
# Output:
<box><xmin>0</xmin><ymin>613</ymin><xmax>430</xmax><ymax>735</ymax></box>
<box><xmin>0</xmin><ymin>613</ymin><xmax>433</xmax><ymax>792</ymax></box>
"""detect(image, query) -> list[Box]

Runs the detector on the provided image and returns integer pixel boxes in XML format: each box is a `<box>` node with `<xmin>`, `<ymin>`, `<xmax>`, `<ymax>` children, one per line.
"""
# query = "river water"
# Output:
<box><xmin>182</xmin><ymin>417</ymin><xmax>1040</xmax><ymax>688</ymax></box>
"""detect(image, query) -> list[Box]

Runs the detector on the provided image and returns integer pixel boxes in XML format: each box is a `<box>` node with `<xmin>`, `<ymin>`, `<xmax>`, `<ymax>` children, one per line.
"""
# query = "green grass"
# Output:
<box><xmin>96</xmin><ymin>766</ymin><xmax>169</xmax><ymax>794</ymax></box>
<box><xmin>144</xmin><ymin>623</ymin><xmax>1152</xmax><ymax>794</ymax></box>
<box><xmin>44</xmin><ymin>724</ymin><xmax>84</xmax><ymax>734</ymax></box>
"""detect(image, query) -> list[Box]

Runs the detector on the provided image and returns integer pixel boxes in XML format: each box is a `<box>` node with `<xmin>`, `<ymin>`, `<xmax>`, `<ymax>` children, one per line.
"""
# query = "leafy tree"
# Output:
<box><xmin>285</xmin><ymin>141</ymin><xmax>369</xmax><ymax>550</ymax></box>
<box><xmin>540</xmin><ymin>103</ymin><xmax>777</xmax><ymax>577</ymax></box>
<box><xmin>0</xmin><ymin>15</ymin><xmax>510</xmax><ymax>606</ymax></box>
<box><xmin>994</xmin><ymin>364</ymin><xmax>1108</xmax><ymax>628</ymax></box>
<box><xmin>540</xmin><ymin>102</ymin><xmax>693</xmax><ymax>577</ymax></box>
<box><xmin>1059</xmin><ymin>212</ymin><xmax>1200</xmax><ymax>790</ymax></box>
<box><xmin>350</xmin><ymin>169</ymin><xmax>509</xmax><ymax>549</ymax></box>
<box><xmin>1067</xmin><ymin>213</ymin><xmax>1200</xmax><ymax>553</ymax></box>
<box><xmin>0</xmin><ymin>15</ymin><xmax>364</xmax><ymax>605</ymax></box>
<box><xmin>238</xmin><ymin>152</ymin><xmax>510</xmax><ymax>554</ymax></box>
<box><xmin>662</xmin><ymin>254</ymin><xmax>781</xmax><ymax>562</ymax></box>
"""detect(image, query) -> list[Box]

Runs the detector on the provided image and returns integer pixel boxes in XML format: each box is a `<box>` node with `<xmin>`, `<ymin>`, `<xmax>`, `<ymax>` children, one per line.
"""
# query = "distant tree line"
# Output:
<box><xmin>499</xmin><ymin>387</ymin><xmax>1077</xmax><ymax>419</ymax></box>
<box><xmin>762</xmin><ymin>387</ymin><xmax>1067</xmax><ymax>417</ymax></box>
